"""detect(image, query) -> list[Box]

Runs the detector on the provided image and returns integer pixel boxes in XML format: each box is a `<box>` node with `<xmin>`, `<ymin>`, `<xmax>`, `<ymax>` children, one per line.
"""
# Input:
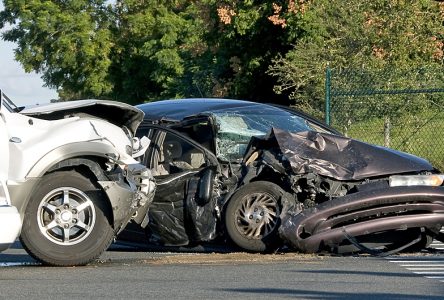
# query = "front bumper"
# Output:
<box><xmin>279</xmin><ymin>185</ymin><xmax>444</xmax><ymax>253</ymax></box>
<box><xmin>0</xmin><ymin>205</ymin><xmax>21</xmax><ymax>252</ymax></box>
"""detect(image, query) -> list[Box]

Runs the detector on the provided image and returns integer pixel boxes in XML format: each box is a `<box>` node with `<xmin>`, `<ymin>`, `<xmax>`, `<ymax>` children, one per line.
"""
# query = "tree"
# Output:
<box><xmin>268</xmin><ymin>0</ymin><xmax>444</xmax><ymax>116</ymax></box>
<box><xmin>0</xmin><ymin>0</ymin><xmax>207</xmax><ymax>103</ymax></box>
<box><xmin>189</xmin><ymin>0</ymin><xmax>310</xmax><ymax>104</ymax></box>
<box><xmin>0</xmin><ymin>0</ymin><xmax>311</xmax><ymax>103</ymax></box>
<box><xmin>0</xmin><ymin>0</ymin><xmax>114</xmax><ymax>99</ymax></box>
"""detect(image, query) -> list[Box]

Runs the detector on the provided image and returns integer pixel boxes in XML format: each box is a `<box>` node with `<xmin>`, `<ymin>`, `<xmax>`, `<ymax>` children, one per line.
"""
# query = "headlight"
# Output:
<box><xmin>389</xmin><ymin>174</ymin><xmax>444</xmax><ymax>187</ymax></box>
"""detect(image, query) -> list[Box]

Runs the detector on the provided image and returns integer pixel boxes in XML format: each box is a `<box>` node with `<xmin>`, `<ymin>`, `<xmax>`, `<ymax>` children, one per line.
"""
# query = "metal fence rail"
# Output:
<box><xmin>325</xmin><ymin>67</ymin><xmax>444</xmax><ymax>170</ymax></box>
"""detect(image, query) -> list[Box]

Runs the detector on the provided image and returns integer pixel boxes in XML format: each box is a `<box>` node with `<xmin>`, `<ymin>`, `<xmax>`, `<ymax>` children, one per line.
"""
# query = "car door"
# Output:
<box><xmin>138</xmin><ymin>124</ymin><xmax>219</xmax><ymax>246</ymax></box>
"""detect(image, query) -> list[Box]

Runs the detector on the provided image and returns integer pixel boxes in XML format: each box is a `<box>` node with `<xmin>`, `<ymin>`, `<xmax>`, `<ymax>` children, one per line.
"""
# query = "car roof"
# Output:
<box><xmin>136</xmin><ymin>98</ymin><xmax>274</xmax><ymax>121</ymax></box>
<box><xmin>136</xmin><ymin>98</ymin><xmax>340</xmax><ymax>134</ymax></box>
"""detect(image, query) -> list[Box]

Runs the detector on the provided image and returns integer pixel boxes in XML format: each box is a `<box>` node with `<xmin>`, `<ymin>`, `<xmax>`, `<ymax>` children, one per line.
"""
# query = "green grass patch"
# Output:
<box><xmin>331</xmin><ymin>110</ymin><xmax>444</xmax><ymax>171</ymax></box>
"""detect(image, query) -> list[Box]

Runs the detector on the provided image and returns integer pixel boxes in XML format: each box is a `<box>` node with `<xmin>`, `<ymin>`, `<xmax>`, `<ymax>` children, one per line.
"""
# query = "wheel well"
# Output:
<box><xmin>44</xmin><ymin>157</ymin><xmax>114</xmax><ymax>225</ymax></box>
<box><xmin>47</xmin><ymin>157</ymin><xmax>109</xmax><ymax>181</ymax></box>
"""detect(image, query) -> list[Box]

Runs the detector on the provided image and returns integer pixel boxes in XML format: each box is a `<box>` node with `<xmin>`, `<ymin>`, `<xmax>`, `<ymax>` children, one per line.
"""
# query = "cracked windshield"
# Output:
<box><xmin>214</xmin><ymin>106</ymin><xmax>322</xmax><ymax>161</ymax></box>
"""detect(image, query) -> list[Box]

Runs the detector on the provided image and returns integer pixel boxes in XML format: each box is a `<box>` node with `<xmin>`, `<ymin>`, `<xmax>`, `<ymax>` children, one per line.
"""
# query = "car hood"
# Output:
<box><xmin>21</xmin><ymin>100</ymin><xmax>144</xmax><ymax>134</ymax></box>
<box><xmin>249</xmin><ymin>128</ymin><xmax>434</xmax><ymax>180</ymax></box>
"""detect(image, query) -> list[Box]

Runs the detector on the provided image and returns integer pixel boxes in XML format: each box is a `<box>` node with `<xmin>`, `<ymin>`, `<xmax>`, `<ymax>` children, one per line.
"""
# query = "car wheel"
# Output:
<box><xmin>225</xmin><ymin>181</ymin><xmax>283</xmax><ymax>252</ymax></box>
<box><xmin>20</xmin><ymin>170</ymin><xmax>114</xmax><ymax>266</ymax></box>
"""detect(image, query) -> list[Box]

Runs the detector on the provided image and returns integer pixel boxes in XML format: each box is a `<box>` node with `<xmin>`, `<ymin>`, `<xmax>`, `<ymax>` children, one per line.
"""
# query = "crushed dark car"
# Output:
<box><xmin>127</xmin><ymin>98</ymin><xmax>444</xmax><ymax>255</ymax></box>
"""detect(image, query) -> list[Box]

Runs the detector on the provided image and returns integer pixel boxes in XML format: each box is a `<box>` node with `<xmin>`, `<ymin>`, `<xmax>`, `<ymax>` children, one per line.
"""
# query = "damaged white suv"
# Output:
<box><xmin>1</xmin><ymin>91</ymin><xmax>155</xmax><ymax>266</ymax></box>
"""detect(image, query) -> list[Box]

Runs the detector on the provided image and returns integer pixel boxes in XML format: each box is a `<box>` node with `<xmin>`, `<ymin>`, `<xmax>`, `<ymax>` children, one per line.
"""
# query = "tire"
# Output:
<box><xmin>225</xmin><ymin>181</ymin><xmax>283</xmax><ymax>252</ymax></box>
<box><xmin>20</xmin><ymin>170</ymin><xmax>114</xmax><ymax>266</ymax></box>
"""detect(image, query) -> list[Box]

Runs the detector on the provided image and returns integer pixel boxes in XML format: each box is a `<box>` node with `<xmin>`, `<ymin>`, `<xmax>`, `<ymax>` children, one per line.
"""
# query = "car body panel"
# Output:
<box><xmin>0</xmin><ymin>94</ymin><xmax>21</xmax><ymax>252</ymax></box>
<box><xmin>279</xmin><ymin>185</ymin><xmax>444</xmax><ymax>253</ymax></box>
<box><xmin>21</xmin><ymin>99</ymin><xmax>144</xmax><ymax>134</ymax></box>
<box><xmin>134</xmin><ymin>124</ymin><xmax>219</xmax><ymax>245</ymax></box>
<box><xmin>249</xmin><ymin>128</ymin><xmax>434</xmax><ymax>181</ymax></box>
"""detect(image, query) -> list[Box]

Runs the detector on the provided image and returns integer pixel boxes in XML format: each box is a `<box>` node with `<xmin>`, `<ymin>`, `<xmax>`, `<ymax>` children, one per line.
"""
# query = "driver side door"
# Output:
<box><xmin>139</xmin><ymin>125</ymin><xmax>219</xmax><ymax>246</ymax></box>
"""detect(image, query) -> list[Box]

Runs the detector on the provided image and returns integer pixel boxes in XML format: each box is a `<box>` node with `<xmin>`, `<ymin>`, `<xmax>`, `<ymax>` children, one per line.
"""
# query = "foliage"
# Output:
<box><xmin>1</xmin><ymin>0</ymin><xmax>443</xmax><ymax>106</ymax></box>
<box><xmin>0</xmin><ymin>0</ymin><xmax>114</xmax><ymax>98</ymax></box>
<box><xmin>189</xmin><ymin>0</ymin><xmax>308</xmax><ymax>103</ymax></box>
<box><xmin>268</xmin><ymin>0</ymin><xmax>444</xmax><ymax>115</ymax></box>
<box><xmin>0</xmin><ymin>0</ymin><xmax>314</xmax><ymax>103</ymax></box>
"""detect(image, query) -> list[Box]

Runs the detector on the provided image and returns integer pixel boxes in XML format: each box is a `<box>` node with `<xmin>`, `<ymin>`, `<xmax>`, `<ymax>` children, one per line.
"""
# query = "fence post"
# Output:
<box><xmin>325</xmin><ymin>66</ymin><xmax>331</xmax><ymax>125</ymax></box>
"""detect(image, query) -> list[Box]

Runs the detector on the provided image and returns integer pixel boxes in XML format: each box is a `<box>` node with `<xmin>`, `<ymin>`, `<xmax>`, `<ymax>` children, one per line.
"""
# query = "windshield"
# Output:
<box><xmin>214</xmin><ymin>106</ymin><xmax>329</xmax><ymax>161</ymax></box>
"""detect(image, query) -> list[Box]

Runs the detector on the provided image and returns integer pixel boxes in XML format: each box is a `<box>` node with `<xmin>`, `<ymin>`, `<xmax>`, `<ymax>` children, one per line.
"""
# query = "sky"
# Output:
<box><xmin>0</xmin><ymin>2</ymin><xmax>58</xmax><ymax>106</ymax></box>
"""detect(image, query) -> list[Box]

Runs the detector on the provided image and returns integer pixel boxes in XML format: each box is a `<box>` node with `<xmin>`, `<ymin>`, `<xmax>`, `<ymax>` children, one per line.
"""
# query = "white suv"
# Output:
<box><xmin>1</xmin><ymin>91</ymin><xmax>155</xmax><ymax>266</ymax></box>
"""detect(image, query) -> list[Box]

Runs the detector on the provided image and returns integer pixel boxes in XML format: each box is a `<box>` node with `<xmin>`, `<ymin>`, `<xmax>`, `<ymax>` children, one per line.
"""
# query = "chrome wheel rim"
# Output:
<box><xmin>37</xmin><ymin>187</ymin><xmax>96</xmax><ymax>246</ymax></box>
<box><xmin>234</xmin><ymin>192</ymin><xmax>279</xmax><ymax>239</ymax></box>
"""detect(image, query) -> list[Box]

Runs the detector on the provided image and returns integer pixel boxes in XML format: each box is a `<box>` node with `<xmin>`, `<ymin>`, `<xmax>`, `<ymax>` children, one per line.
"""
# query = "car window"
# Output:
<box><xmin>152</xmin><ymin>131</ymin><xmax>206</xmax><ymax>176</ymax></box>
<box><xmin>214</xmin><ymin>110</ymin><xmax>316</xmax><ymax>162</ymax></box>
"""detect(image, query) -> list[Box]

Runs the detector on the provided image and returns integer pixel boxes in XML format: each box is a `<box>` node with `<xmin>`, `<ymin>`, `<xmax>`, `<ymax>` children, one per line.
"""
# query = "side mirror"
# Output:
<box><xmin>197</xmin><ymin>167</ymin><xmax>215</xmax><ymax>205</ymax></box>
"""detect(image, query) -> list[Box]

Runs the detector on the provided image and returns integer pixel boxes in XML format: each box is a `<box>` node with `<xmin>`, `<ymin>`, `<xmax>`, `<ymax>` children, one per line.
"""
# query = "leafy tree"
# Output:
<box><xmin>0</xmin><ymin>0</ymin><xmax>114</xmax><ymax>98</ymax></box>
<box><xmin>0</xmin><ymin>0</ymin><xmax>207</xmax><ymax>103</ymax></box>
<box><xmin>190</xmin><ymin>0</ymin><xmax>310</xmax><ymax>104</ymax></box>
<box><xmin>109</xmin><ymin>0</ymin><xmax>207</xmax><ymax>103</ymax></box>
<box><xmin>268</xmin><ymin>0</ymin><xmax>444</xmax><ymax>116</ymax></box>
<box><xmin>0</xmin><ymin>0</ymin><xmax>310</xmax><ymax>103</ymax></box>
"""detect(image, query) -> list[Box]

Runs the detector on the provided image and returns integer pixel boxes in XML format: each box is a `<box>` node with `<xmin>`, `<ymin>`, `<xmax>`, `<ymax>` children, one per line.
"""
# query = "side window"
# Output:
<box><xmin>152</xmin><ymin>131</ymin><xmax>206</xmax><ymax>176</ymax></box>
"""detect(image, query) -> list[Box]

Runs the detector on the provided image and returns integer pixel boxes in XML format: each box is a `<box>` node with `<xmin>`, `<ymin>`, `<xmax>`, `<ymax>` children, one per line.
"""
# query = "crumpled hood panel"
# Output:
<box><xmin>262</xmin><ymin>128</ymin><xmax>434</xmax><ymax>180</ymax></box>
<box><xmin>21</xmin><ymin>99</ymin><xmax>144</xmax><ymax>134</ymax></box>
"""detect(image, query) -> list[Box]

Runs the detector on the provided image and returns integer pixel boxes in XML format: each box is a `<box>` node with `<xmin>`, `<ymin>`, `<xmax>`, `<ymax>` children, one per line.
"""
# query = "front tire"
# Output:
<box><xmin>225</xmin><ymin>181</ymin><xmax>283</xmax><ymax>252</ymax></box>
<box><xmin>20</xmin><ymin>170</ymin><xmax>114</xmax><ymax>266</ymax></box>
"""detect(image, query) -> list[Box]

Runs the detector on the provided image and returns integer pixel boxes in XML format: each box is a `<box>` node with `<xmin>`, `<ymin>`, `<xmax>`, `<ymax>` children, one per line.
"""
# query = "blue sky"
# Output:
<box><xmin>0</xmin><ymin>2</ymin><xmax>58</xmax><ymax>106</ymax></box>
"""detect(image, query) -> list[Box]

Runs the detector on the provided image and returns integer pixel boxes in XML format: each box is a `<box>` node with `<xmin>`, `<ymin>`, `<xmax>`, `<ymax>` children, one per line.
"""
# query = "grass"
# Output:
<box><xmin>331</xmin><ymin>110</ymin><xmax>444</xmax><ymax>171</ymax></box>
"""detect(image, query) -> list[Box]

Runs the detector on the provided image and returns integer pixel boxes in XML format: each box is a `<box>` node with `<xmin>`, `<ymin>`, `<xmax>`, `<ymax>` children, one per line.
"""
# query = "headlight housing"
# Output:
<box><xmin>389</xmin><ymin>174</ymin><xmax>444</xmax><ymax>187</ymax></box>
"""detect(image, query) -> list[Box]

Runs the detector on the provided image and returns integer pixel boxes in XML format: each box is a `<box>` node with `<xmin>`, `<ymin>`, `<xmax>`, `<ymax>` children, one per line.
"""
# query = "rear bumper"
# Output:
<box><xmin>0</xmin><ymin>205</ymin><xmax>21</xmax><ymax>252</ymax></box>
<box><xmin>279</xmin><ymin>186</ymin><xmax>444</xmax><ymax>253</ymax></box>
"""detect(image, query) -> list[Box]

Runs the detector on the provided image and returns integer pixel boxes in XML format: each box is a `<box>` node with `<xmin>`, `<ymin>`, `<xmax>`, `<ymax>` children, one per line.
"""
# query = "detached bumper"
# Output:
<box><xmin>99</xmin><ymin>163</ymin><xmax>155</xmax><ymax>234</ymax></box>
<box><xmin>0</xmin><ymin>205</ymin><xmax>21</xmax><ymax>252</ymax></box>
<box><xmin>279</xmin><ymin>186</ymin><xmax>444</xmax><ymax>253</ymax></box>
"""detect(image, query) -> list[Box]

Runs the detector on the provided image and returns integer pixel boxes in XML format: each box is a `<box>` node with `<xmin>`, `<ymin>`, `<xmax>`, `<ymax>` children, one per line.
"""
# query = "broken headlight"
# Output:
<box><xmin>389</xmin><ymin>174</ymin><xmax>444</xmax><ymax>187</ymax></box>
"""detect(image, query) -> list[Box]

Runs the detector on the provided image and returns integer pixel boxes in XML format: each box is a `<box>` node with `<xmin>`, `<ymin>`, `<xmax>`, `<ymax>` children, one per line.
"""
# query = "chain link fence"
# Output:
<box><xmin>325</xmin><ymin>67</ymin><xmax>444</xmax><ymax>170</ymax></box>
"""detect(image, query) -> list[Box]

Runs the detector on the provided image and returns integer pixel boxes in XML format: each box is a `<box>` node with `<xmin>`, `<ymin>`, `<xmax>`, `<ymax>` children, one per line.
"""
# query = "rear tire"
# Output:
<box><xmin>225</xmin><ymin>181</ymin><xmax>283</xmax><ymax>252</ymax></box>
<box><xmin>20</xmin><ymin>170</ymin><xmax>114</xmax><ymax>266</ymax></box>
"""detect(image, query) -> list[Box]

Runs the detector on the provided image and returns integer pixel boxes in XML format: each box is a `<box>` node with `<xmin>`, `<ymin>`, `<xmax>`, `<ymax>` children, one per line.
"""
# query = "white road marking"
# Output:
<box><xmin>388</xmin><ymin>256</ymin><xmax>444</xmax><ymax>283</ymax></box>
<box><xmin>0</xmin><ymin>262</ymin><xmax>40</xmax><ymax>267</ymax></box>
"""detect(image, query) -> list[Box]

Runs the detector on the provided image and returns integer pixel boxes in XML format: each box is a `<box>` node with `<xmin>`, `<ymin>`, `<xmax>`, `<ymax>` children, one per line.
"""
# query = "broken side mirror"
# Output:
<box><xmin>197</xmin><ymin>167</ymin><xmax>215</xmax><ymax>205</ymax></box>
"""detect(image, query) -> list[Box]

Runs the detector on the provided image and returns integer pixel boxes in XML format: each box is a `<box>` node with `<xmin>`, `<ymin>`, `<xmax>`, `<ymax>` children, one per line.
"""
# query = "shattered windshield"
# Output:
<box><xmin>214</xmin><ymin>106</ymin><xmax>326</xmax><ymax>161</ymax></box>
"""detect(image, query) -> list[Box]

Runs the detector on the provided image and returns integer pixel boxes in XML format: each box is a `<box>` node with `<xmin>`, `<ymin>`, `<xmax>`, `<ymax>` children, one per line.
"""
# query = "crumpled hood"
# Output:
<box><xmin>251</xmin><ymin>128</ymin><xmax>434</xmax><ymax>180</ymax></box>
<box><xmin>21</xmin><ymin>99</ymin><xmax>144</xmax><ymax>134</ymax></box>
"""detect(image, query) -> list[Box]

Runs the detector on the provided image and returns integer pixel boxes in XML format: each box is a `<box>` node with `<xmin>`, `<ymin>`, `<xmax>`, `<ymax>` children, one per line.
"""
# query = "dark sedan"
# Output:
<box><xmin>127</xmin><ymin>98</ymin><xmax>444</xmax><ymax>254</ymax></box>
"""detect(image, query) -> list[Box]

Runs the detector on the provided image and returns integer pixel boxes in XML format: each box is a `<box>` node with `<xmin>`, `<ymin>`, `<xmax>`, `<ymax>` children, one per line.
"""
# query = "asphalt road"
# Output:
<box><xmin>1</xmin><ymin>241</ymin><xmax>444</xmax><ymax>299</ymax></box>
